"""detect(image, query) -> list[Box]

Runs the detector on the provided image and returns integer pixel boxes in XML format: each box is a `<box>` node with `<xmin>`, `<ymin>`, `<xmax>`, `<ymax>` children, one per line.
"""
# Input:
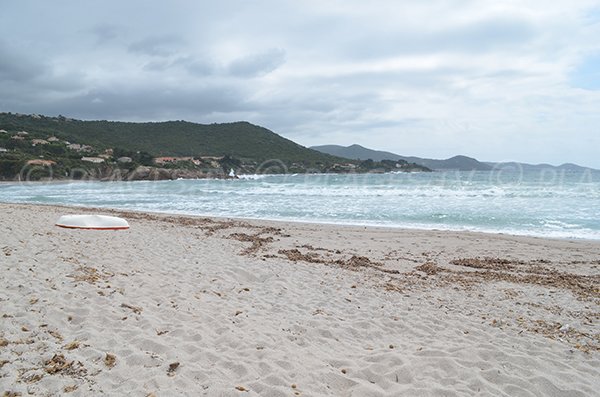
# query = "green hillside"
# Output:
<box><xmin>0</xmin><ymin>112</ymin><xmax>431</xmax><ymax>180</ymax></box>
<box><xmin>0</xmin><ymin>113</ymin><xmax>335</xmax><ymax>164</ymax></box>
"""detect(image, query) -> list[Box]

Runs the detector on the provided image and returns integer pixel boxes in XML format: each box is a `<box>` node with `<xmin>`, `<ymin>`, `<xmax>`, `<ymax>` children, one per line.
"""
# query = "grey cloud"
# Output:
<box><xmin>0</xmin><ymin>39</ymin><xmax>87</xmax><ymax>104</ymax></box>
<box><xmin>184</xmin><ymin>59</ymin><xmax>217</xmax><ymax>76</ymax></box>
<box><xmin>174</xmin><ymin>56</ymin><xmax>217</xmax><ymax>76</ymax></box>
<box><xmin>306</xmin><ymin>68</ymin><xmax>464</xmax><ymax>96</ymax></box>
<box><xmin>142</xmin><ymin>48</ymin><xmax>283</xmax><ymax>78</ymax></box>
<box><xmin>143</xmin><ymin>60</ymin><xmax>172</xmax><ymax>72</ymax></box>
<box><xmin>228</xmin><ymin>49</ymin><xmax>286</xmax><ymax>78</ymax></box>
<box><xmin>0</xmin><ymin>41</ymin><xmax>43</xmax><ymax>83</ymax></box>
<box><xmin>91</xmin><ymin>23</ymin><xmax>122</xmax><ymax>45</ymax></box>
<box><xmin>344</xmin><ymin>15</ymin><xmax>536</xmax><ymax>59</ymax></box>
<box><xmin>128</xmin><ymin>35</ymin><xmax>184</xmax><ymax>57</ymax></box>
<box><xmin>18</xmin><ymin>83</ymin><xmax>252</xmax><ymax>122</ymax></box>
<box><xmin>142</xmin><ymin>56</ymin><xmax>217</xmax><ymax>76</ymax></box>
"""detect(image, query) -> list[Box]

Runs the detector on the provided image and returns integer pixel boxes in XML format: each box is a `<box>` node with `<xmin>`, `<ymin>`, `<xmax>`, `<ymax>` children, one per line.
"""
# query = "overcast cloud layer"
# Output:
<box><xmin>1</xmin><ymin>1</ymin><xmax>600</xmax><ymax>167</ymax></box>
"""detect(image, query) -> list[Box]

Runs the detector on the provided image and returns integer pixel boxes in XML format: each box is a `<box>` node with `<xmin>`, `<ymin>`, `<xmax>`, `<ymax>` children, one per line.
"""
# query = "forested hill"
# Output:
<box><xmin>0</xmin><ymin>113</ymin><xmax>335</xmax><ymax>163</ymax></box>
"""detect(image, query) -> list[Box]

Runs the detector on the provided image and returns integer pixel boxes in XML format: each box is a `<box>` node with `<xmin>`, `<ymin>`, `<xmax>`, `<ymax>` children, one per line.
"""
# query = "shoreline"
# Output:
<box><xmin>1</xmin><ymin>202</ymin><xmax>599</xmax><ymax>395</ymax></box>
<box><xmin>2</xmin><ymin>200</ymin><xmax>600</xmax><ymax>243</ymax></box>
<box><xmin>21</xmin><ymin>202</ymin><xmax>600</xmax><ymax>250</ymax></box>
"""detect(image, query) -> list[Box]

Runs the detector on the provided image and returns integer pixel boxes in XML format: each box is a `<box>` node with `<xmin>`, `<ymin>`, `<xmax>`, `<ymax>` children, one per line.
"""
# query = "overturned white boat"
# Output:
<box><xmin>56</xmin><ymin>214</ymin><xmax>129</xmax><ymax>230</ymax></box>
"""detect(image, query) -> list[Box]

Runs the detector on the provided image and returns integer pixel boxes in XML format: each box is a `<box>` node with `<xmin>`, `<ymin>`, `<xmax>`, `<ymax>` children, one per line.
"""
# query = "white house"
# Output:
<box><xmin>32</xmin><ymin>139</ymin><xmax>49</xmax><ymax>146</ymax></box>
<box><xmin>68</xmin><ymin>143</ymin><xmax>93</xmax><ymax>152</ymax></box>
<box><xmin>81</xmin><ymin>157</ymin><xmax>105</xmax><ymax>163</ymax></box>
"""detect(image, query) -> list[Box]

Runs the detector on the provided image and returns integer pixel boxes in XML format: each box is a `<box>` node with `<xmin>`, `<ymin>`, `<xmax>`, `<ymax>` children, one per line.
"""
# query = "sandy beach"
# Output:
<box><xmin>1</xmin><ymin>202</ymin><xmax>599</xmax><ymax>396</ymax></box>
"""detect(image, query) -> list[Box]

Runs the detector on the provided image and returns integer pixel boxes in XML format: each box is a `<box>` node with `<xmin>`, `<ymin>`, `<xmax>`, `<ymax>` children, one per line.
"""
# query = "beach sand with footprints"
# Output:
<box><xmin>1</xmin><ymin>203</ymin><xmax>599</xmax><ymax>396</ymax></box>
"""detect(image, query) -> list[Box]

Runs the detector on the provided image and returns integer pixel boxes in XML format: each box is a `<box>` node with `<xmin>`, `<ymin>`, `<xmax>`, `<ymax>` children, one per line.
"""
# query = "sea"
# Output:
<box><xmin>1</xmin><ymin>169</ymin><xmax>600</xmax><ymax>240</ymax></box>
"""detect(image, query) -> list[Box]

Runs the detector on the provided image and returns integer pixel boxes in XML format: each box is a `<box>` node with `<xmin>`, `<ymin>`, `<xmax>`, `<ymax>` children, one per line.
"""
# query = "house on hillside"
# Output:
<box><xmin>98</xmin><ymin>148</ymin><xmax>114</xmax><ymax>159</ymax></box>
<box><xmin>68</xmin><ymin>143</ymin><xmax>93</xmax><ymax>152</ymax></box>
<box><xmin>0</xmin><ymin>147</ymin><xmax>8</xmax><ymax>152</ymax></box>
<box><xmin>32</xmin><ymin>139</ymin><xmax>49</xmax><ymax>146</ymax></box>
<box><xmin>333</xmin><ymin>163</ymin><xmax>357</xmax><ymax>171</ymax></box>
<box><xmin>26</xmin><ymin>159</ymin><xmax>56</xmax><ymax>166</ymax></box>
<box><xmin>117</xmin><ymin>156</ymin><xmax>132</xmax><ymax>163</ymax></box>
<box><xmin>197</xmin><ymin>156</ymin><xmax>223</xmax><ymax>168</ymax></box>
<box><xmin>154</xmin><ymin>157</ymin><xmax>177</xmax><ymax>165</ymax></box>
<box><xmin>0</xmin><ymin>129</ymin><xmax>7</xmax><ymax>134</ymax></box>
<box><xmin>81</xmin><ymin>157</ymin><xmax>105</xmax><ymax>163</ymax></box>
<box><xmin>47</xmin><ymin>136</ymin><xmax>60</xmax><ymax>142</ymax></box>
<box><xmin>198</xmin><ymin>156</ymin><xmax>223</xmax><ymax>161</ymax></box>
<box><xmin>17</xmin><ymin>131</ymin><xmax>29</xmax><ymax>137</ymax></box>
<box><xmin>154</xmin><ymin>156</ymin><xmax>194</xmax><ymax>165</ymax></box>
<box><xmin>11</xmin><ymin>135</ymin><xmax>24</xmax><ymax>141</ymax></box>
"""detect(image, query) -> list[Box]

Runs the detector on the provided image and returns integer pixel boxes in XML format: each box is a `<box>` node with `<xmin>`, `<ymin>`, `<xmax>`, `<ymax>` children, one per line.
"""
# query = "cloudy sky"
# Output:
<box><xmin>1</xmin><ymin>1</ymin><xmax>600</xmax><ymax>167</ymax></box>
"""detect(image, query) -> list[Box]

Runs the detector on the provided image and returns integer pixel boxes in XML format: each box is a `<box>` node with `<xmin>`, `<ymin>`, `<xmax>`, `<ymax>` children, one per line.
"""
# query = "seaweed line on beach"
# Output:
<box><xmin>448</xmin><ymin>257</ymin><xmax>600</xmax><ymax>300</ymax></box>
<box><xmin>382</xmin><ymin>257</ymin><xmax>600</xmax><ymax>352</ymax></box>
<box><xmin>278</xmin><ymin>248</ymin><xmax>400</xmax><ymax>275</ymax></box>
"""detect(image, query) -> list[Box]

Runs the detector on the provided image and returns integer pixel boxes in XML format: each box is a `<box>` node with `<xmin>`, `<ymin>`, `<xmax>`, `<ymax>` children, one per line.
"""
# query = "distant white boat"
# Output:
<box><xmin>56</xmin><ymin>215</ymin><xmax>129</xmax><ymax>230</ymax></box>
<box><xmin>229</xmin><ymin>168</ymin><xmax>236</xmax><ymax>177</ymax></box>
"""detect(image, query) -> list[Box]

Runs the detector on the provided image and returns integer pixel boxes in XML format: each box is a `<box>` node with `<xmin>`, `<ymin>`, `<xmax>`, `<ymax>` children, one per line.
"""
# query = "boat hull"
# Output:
<box><xmin>56</xmin><ymin>215</ymin><xmax>129</xmax><ymax>230</ymax></box>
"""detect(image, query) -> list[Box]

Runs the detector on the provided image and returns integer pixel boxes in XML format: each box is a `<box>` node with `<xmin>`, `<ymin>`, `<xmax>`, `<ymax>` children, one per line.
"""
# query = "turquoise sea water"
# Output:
<box><xmin>1</xmin><ymin>170</ymin><xmax>600</xmax><ymax>239</ymax></box>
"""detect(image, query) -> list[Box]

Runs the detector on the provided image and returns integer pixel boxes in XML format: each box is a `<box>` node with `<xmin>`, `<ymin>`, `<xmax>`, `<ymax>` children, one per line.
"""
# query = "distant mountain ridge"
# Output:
<box><xmin>311</xmin><ymin>144</ymin><xmax>597</xmax><ymax>172</ymax></box>
<box><xmin>483</xmin><ymin>161</ymin><xmax>594</xmax><ymax>172</ymax></box>
<box><xmin>311</xmin><ymin>144</ymin><xmax>491</xmax><ymax>171</ymax></box>
<box><xmin>311</xmin><ymin>144</ymin><xmax>404</xmax><ymax>163</ymax></box>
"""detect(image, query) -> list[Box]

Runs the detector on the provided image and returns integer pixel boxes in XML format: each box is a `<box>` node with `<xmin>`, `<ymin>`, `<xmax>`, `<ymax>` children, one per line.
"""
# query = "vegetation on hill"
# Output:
<box><xmin>0</xmin><ymin>112</ymin><xmax>430</xmax><ymax>181</ymax></box>
<box><xmin>0</xmin><ymin>113</ymin><xmax>334</xmax><ymax>163</ymax></box>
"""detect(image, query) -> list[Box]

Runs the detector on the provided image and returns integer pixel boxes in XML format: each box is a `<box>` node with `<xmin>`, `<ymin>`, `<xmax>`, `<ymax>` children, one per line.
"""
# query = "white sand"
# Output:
<box><xmin>1</xmin><ymin>203</ymin><xmax>599</xmax><ymax>396</ymax></box>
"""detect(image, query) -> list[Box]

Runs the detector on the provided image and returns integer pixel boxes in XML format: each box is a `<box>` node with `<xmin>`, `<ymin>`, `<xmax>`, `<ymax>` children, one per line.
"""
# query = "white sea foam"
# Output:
<box><xmin>1</xmin><ymin>170</ymin><xmax>599</xmax><ymax>239</ymax></box>
<box><xmin>237</xmin><ymin>174</ymin><xmax>274</xmax><ymax>180</ymax></box>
